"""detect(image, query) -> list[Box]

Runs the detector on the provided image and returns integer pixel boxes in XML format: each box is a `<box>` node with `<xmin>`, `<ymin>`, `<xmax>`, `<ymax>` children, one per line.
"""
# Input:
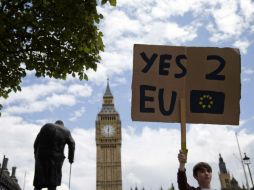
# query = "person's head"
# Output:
<box><xmin>55</xmin><ymin>120</ymin><xmax>64</xmax><ymax>126</ymax></box>
<box><xmin>193</xmin><ymin>162</ymin><xmax>212</xmax><ymax>188</ymax></box>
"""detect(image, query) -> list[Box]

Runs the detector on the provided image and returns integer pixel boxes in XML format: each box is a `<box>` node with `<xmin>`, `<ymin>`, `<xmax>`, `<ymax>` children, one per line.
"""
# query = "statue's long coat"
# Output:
<box><xmin>33</xmin><ymin>123</ymin><xmax>75</xmax><ymax>188</ymax></box>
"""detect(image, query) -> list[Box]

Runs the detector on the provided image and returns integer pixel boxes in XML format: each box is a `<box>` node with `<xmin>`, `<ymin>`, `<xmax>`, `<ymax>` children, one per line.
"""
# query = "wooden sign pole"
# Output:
<box><xmin>180</xmin><ymin>98</ymin><xmax>187</xmax><ymax>154</ymax></box>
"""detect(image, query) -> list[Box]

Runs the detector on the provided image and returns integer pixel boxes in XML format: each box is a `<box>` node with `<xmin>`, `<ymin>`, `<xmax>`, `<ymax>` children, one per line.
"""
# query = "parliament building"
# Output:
<box><xmin>219</xmin><ymin>154</ymin><xmax>246</xmax><ymax>190</ymax></box>
<box><xmin>0</xmin><ymin>157</ymin><xmax>21</xmax><ymax>190</ymax></box>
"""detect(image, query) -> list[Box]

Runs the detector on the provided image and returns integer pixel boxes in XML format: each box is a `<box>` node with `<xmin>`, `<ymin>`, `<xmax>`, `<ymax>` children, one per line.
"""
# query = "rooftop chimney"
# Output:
<box><xmin>11</xmin><ymin>167</ymin><xmax>18</xmax><ymax>182</ymax></box>
<box><xmin>2</xmin><ymin>157</ymin><xmax>10</xmax><ymax>176</ymax></box>
<box><xmin>2</xmin><ymin>157</ymin><xmax>8</xmax><ymax>169</ymax></box>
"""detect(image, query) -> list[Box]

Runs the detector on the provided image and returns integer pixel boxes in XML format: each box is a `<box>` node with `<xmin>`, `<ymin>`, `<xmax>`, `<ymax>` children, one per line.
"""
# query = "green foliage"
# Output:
<box><xmin>102</xmin><ymin>0</ymin><xmax>116</xmax><ymax>6</ymax></box>
<box><xmin>110</xmin><ymin>0</ymin><xmax>117</xmax><ymax>6</ymax></box>
<box><xmin>0</xmin><ymin>0</ymin><xmax>116</xmax><ymax>111</ymax></box>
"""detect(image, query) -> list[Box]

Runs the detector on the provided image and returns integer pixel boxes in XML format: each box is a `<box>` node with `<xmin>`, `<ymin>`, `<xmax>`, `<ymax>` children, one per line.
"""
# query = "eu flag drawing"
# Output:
<box><xmin>190</xmin><ymin>90</ymin><xmax>225</xmax><ymax>114</ymax></box>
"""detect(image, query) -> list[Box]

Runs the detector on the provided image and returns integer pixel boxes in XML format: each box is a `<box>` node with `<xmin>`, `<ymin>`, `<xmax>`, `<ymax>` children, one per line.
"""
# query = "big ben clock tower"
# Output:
<box><xmin>96</xmin><ymin>79</ymin><xmax>122</xmax><ymax>190</ymax></box>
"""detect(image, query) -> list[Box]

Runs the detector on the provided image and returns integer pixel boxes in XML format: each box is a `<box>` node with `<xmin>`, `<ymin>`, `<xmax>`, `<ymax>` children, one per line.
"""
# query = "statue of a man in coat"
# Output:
<box><xmin>33</xmin><ymin>120</ymin><xmax>75</xmax><ymax>190</ymax></box>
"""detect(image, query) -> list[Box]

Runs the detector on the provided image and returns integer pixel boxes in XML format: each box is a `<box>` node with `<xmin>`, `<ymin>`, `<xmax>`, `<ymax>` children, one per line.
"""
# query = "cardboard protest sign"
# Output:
<box><xmin>131</xmin><ymin>44</ymin><xmax>241</xmax><ymax>125</ymax></box>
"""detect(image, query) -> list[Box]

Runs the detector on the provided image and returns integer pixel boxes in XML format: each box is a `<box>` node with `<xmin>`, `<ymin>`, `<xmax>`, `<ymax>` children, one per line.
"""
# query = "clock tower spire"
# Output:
<box><xmin>103</xmin><ymin>78</ymin><xmax>113</xmax><ymax>104</ymax></box>
<box><xmin>96</xmin><ymin>79</ymin><xmax>122</xmax><ymax>190</ymax></box>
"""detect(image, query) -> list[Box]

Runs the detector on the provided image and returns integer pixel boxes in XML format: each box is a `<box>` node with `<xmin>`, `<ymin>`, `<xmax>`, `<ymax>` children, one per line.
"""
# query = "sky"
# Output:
<box><xmin>1</xmin><ymin>0</ymin><xmax>254</xmax><ymax>190</ymax></box>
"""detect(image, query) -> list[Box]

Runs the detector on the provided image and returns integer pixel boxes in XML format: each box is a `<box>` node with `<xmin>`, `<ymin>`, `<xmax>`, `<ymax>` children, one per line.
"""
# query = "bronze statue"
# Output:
<box><xmin>33</xmin><ymin>120</ymin><xmax>75</xmax><ymax>190</ymax></box>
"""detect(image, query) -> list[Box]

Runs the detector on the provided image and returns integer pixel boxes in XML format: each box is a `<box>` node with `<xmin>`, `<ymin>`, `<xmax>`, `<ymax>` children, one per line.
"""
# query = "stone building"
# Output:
<box><xmin>130</xmin><ymin>183</ymin><xmax>175</xmax><ymax>190</ymax></box>
<box><xmin>96</xmin><ymin>80</ymin><xmax>122</xmax><ymax>190</ymax></box>
<box><xmin>0</xmin><ymin>157</ymin><xmax>21</xmax><ymax>190</ymax></box>
<box><xmin>219</xmin><ymin>154</ymin><xmax>246</xmax><ymax>190</ymax></box>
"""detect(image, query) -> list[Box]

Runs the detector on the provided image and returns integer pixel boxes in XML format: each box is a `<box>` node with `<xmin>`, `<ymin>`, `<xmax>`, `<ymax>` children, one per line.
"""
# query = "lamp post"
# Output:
<box><xmin>235</xmin><ymin>133</ymin><xmax>250</xmax><ymax>190</ymax></box>
<box><xmin>243</xmin><ymin>153</ymin><xmax>254</xmax><ymax>190</ymax></box>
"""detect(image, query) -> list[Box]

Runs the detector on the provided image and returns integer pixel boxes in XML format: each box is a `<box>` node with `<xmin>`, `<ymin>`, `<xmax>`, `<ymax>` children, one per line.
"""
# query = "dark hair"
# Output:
<box><xmin>193</xmin><ymin>162</ymin><xmax>212</xmax><ymax>177</ymax></box>
<box><xmin>55</xmin><ymin>120</ymin><xmax>64</xmax><ymax>126</ymax></box>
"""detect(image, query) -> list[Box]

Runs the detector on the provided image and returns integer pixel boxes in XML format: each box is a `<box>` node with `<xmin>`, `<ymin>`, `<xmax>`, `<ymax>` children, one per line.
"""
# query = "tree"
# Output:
<box><xmin>168</xmin><ymin>183</ymin><xmax>175</xmax><ymax>190</ymax></box>
<box><xmin>0</xmin><ymin>0</ymin><xmax>116</xmax><ymax>113</ymax></box>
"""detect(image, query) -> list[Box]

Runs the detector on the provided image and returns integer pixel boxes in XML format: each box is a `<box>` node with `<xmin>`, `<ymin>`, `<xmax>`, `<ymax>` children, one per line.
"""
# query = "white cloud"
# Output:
<box><xmin>1</xmin><ymin>115</ymin><xmax>254</xmax><ymax>190</ymax></box>
<box><xmin>45</xmin><ymin>94</ymin><xmax>76</xmax><ymax>108</ymax></box>
<box><xmin>117</xmin><ymin>0</ymin><xmax>153</xmax><ymax>7</ymax></box>
<box><xmin>242</xmin><ymin>78</ymin><xmax>251</xmax><ymax>82</ymax></box>
<box><xmin>150</xmin><ymin>0</ymin><xmax>205</xmax><ymax>19</ymax></box>
<box><xmin>212</xmin><ymin>1</ymin><xmax>243</xmax><ymax>35</ymax></box>
<box><xmin>94</xmin><ymin>0</ymin><xmax>254</xmax><ymax>87</ymax></box>
<box><xmin>113</xmin><ymin>0</ymin><xmax>254</xmax><ymax>46</ymax></box>
<box><xmin>102</xmin><ymin>51</ymin><xmax>132</xmax><ymax>74</ymax></box>
<box><xmin>4</xmin><ymin>81</ymin><xmax>65</xmax><ymax>105</ymax></box>
<box><xmin>114</xmin><ymin>77</ymin><xmax>127</xmax><ymax>86</ymax></box>
<box><xmin>2</xmin><ymin>80</ymin><xmax>93</xmax><ymax>114</ymax></box>
<box><xmin>233</xmin><ymin>40</ymin><xmax>251</xmax><ymax>54</ymax></box>
<box><xmin>242</xmin><ymin>67</ymin><xmax>254</xmax><ymax>75</ymax></box>
<box><xmin>88</xmin><ymin>0</ymin><xmax>254</xmax><ymax>89</ymax></box>
<box><xmin>86</xmin><ymin>64</ymin><xmax>108</xmax><ymax>85</ymax></box>
<box><xmin>144</xmin><ymin>21</ymin><xmax>200</xmax><ymax>44</ymax></box>
<box><xmin>205</xmin><ymin>1</ymin><xmax>254</xmax><ymax>43</ymax></box>
<box><xmin>239</xmin><ymin>0</ymin><xmax>254</xmax><ymax>21</ymax></box>
<box><xmin>0</xmin><ymin>114</ymin><xmax>40</xmax><ymax>189</ymax></box>
<box><xmin>101</xmin><ymin>9</ymin><xmax>142</xmax><ymax>44</ymax></box>
<box><xmin>241</xmin><ymin>67</ymin><xmax>254</xmax><ymax>83</ymax></box>
<box><xmin>69</xmin><ymin>107</ymin><xmax>86</xmax><ymax>122</ymax></box>
<box><xmin>93</xmin><ymin>0</ymin><xmax>206</xmax><ymax>86</ymax></box>
<box><xmin>67</xmin><ymin>84</ymin><xmax>92</xmax><ymax>97</ymax></box>
<box><xmin>5</xmin><ymin>94</ymin><xmax>76</xmax><ymax>114</ymax></box>
<box><xmin>89</xmin><ymin>7</ymin><xmax>202</xmax><ymax>86</ymax></box>
<box><xmin>86</xmin><ymin>51</ymin><xmax>131</xmax><ymax>85</ymax></box>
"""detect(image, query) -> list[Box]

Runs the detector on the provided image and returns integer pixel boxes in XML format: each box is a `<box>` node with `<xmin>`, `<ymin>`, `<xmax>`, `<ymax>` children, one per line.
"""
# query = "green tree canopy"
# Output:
<box><xmin>0</xmin><ymin>0</ymin><xmax>116</xmax><ymax>112</ymax></box>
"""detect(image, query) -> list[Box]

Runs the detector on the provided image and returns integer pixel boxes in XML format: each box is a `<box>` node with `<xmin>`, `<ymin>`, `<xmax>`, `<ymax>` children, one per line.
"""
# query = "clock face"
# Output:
<box><xmin>101</xmin><ymin>125</ymin><xmax>115</xmax><ymax>137</ymax></box>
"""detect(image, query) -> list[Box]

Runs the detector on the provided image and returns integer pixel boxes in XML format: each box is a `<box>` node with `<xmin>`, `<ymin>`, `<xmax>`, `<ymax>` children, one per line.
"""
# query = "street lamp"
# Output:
<box><xmin>243</xmin><ymin>153</ymin><xmax>254</xmax><ymax>190</ymax></box>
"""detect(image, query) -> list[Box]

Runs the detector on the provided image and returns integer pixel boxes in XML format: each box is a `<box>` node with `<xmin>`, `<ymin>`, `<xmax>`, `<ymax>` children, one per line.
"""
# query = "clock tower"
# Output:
<box><xmin>96</xmin><ymin>79</ymin><xmax>122</xmax><ymax>190</ymax></box>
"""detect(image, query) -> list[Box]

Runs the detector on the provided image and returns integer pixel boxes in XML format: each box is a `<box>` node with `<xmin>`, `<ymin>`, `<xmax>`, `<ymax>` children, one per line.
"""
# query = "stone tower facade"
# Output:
<box><xmin>96</xmin><ymin>80</ymin><xmax>122</xmax><ymax>190</ymax></box>
<box><xmin>218</xmin><ymin>154</ymin><xmax>245</xmax><ymax>190</ymax></box>
<box><xmin>219</xmin><ymin>154</ymin><xmax>231</xmax><ymax>189</ymax></box>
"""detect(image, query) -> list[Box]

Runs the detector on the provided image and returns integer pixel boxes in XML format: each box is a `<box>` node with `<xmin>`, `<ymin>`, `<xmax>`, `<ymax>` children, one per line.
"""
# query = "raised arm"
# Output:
<box><xmin>177</xmin><ymin>150</ymin><xmax>194</xmax><ymax>190</ymax></box>
<box><xmin>178</xmin><ymin>150</ymin><xmax>187</xmax><ymax>171</ymax></box>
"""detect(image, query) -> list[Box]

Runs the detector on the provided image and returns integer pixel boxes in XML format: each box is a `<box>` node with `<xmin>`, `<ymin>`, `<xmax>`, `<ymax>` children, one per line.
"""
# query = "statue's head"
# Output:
<box><xmin>55</xmin><ymin>120</ymin><xmax>64</xmax><ymax>126</ymax></box>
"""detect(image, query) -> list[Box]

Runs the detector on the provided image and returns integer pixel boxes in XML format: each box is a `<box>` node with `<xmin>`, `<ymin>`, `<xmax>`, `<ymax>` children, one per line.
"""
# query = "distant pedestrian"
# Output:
<box><xmin>33</xmin><ymin>120</ymin><xmax>75</xmax><ymax>190</ymax></box>
<box><xmin>177</xmin><ymin>150</ymin><xmax>213</xmax><ymax>190</ymax></box>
